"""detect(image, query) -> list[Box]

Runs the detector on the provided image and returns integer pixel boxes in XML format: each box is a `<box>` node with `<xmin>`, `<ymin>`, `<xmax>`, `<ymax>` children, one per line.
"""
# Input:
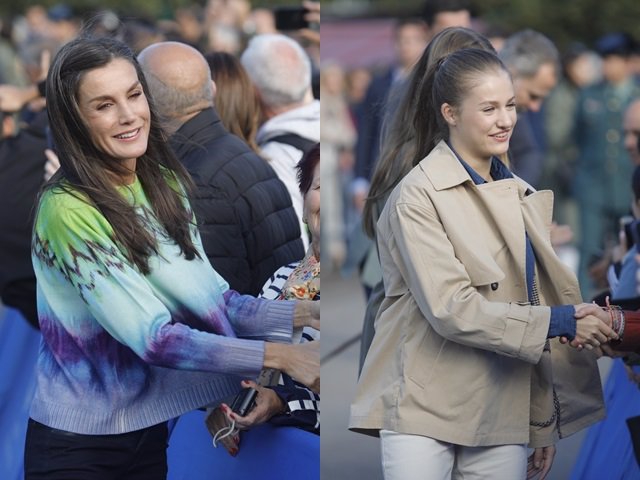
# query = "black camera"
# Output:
<box><xmin>274</xmin><ymin>6</ymin><xmax>310</xmax><ymax>31</ymax></box>
<box><xmin>230</xmin><ymin>387</ymin><xmax>258</xmax><ymax>417</ymax></box>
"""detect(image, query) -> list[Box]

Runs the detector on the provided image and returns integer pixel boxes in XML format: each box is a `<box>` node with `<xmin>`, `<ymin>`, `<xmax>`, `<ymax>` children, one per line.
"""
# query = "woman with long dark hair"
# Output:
<box><xmin>24</xmin><ymin>35</ymin><xmax>319</xmax><ymax>479</ymax></box>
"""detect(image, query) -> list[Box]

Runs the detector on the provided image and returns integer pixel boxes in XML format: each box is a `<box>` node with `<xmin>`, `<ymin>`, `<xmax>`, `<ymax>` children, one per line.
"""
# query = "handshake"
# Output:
<box><xmin>563</xmin><ymin>299</ymin><xmax>625</xmax><ymax>352</ymax></box>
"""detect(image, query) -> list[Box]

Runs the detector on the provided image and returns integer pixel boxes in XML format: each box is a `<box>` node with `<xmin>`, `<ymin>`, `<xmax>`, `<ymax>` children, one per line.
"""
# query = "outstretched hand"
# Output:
<box><xmin>570</xmin><ymin>303</ymin><xmax>618</xmax><ymax>350</ymax></box>
<box><xmin>294</xmin><ymin>299</ymin><xmax>320</xmax><ymax>331</ymax></box>
<box><xmin>285</xmin><ymin>341</ymin><xmax>320</xmax><ymax>393</ymax></box>
<box><xmin>221</xmin><ymin>380</ymin><xmax>285</xmax><ymax>431</ymax></box>
<box><xmin>574</xmin><ymin>303</ymin><xmax>611</xmax><ymax>325</ymax></box>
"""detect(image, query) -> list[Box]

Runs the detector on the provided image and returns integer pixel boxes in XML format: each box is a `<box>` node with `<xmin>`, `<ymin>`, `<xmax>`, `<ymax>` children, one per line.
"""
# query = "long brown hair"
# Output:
<box><xmin>362</xmin><ymin>27</ymin><xmax>496</xmax><ymax>237</ymax></box>
<box><xmin>44</xmin><ymin>35</ymin><xmax>199</xmax><ymax>274</ymax></box>
<box><xmin>205</xmin><ymin>51</ymin><xmax>262</xmax><ymax>154</ymax></box>
<box><xmin>431</xmin><ymin>49</ymin><xmax>510</xmax><ymax>141</ymax></box>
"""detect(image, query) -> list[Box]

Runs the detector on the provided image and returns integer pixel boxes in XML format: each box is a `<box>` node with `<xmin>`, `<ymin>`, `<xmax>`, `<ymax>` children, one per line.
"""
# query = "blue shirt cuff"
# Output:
<box><xmin>548</xmin><ymin>305</ymin><xmax>576</xmax><ymax>340</ymax></box>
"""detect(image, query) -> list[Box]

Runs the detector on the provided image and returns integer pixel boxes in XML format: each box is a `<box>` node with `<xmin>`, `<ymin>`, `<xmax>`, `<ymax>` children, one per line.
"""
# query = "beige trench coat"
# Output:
<box><xmin>350</xmin><ymin>141</ymin><xmax>604</xmax><ymax>447</ymax></box>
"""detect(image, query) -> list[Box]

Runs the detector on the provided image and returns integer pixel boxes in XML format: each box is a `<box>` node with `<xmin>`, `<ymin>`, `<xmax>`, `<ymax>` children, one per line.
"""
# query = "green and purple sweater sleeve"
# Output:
<box><xmin>32</xmin><ymin>183</ymin><xmax>293</xmax><ymax>378</ymax></box>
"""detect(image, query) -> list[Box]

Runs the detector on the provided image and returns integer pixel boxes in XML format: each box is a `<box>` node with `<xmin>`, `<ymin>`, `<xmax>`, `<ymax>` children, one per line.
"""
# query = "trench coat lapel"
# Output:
<box><xmin>520</xmin><ymin>189</ymin><xmax>554</xmax><ymax>260</ymax></box>
<box><xmin>521</xmin><ymin>189</ymin><xmax>582</xmax><ymax>301</ymax></box>
<box><xmin>475</xmin><ymin>180</ymin><xmax>527</xmax><ymax>285</ymax></box>
<box><xmin>423</xmin><ymin>142</ymin><xmax>529</xmax><ymax>285</ymax></box>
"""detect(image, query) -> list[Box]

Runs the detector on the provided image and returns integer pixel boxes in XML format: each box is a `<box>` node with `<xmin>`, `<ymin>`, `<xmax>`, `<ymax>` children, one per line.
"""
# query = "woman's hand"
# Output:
<box><xmin>294</xmin><ymin>299</ymin><xmax>320</xmax><ymax>330</ymax></box>
<box><xmin>571</xmin><ymin>304</ymin><xmax>618</xmax><ymax>350</ymax></box>
<box><xmin>574</xmin><ymin>303</ymin><xmax>611</xmax><ymax>326</ymax></box>
<box><xmin>44</xmin><ymin>148</ymin><xmax>61</xmax><ymax>181</ymax></box>
<box><xmin>207</xmin><ymin>380</ymin><xmax>290</xmax><ymax>456</ymax></box>
<box><xmin>527</xmin><ymin>445</ymin><xmax>556</xmax><ymax>479</ymax></box>
<box><xmin>0</xmin><ymin>84</ymin><xmax>39</xmax><ymax>112</ymax></box>
<box><xmin>221</xmin><ymin>380</ymin><xmax>286</xmax><ymax>430</ymax></box>
<box><xmin>286</xmin><ymin>341</ymin><xmax>320</xmax><ymax>393</ymax></box>
<box><xmin>264</xmin><ymin>341</ymin><xmax>320</xmax><ymax>393</ymax></box>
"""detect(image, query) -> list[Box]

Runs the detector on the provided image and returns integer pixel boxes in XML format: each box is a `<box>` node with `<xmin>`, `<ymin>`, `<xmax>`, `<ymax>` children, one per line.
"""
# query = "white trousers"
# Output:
<box><xmin>380</xmin><ymin>430</ymin><xmax>527</xmax><ymax>480</ymax></box>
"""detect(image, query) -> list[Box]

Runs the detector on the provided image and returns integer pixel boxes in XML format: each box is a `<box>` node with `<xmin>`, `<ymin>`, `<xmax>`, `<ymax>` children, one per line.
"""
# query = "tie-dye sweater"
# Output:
<box><xmin>30</xmin><ymin>175</ymin><xmax>295</xmax><ymax>434</ymax></box>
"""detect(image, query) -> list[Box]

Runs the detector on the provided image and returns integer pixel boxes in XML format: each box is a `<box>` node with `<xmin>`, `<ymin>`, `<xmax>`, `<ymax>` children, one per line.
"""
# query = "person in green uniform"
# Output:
<box><xmin>574</xmin><ymin>32</ymin><xmax>640</xmax><ymax>298</ymax></box>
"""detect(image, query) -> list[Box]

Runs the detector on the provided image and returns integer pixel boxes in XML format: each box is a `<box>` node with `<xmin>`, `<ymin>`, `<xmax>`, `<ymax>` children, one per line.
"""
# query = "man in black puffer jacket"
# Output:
<box><xmin>139</xmin><ymin>42</ymin><xmax>304</xmax><ymax>296</ymax></box>
<box><xmin>0</xmin><ymin>108</ymin><xmax>48</xmax><ymax>329</ymax></box>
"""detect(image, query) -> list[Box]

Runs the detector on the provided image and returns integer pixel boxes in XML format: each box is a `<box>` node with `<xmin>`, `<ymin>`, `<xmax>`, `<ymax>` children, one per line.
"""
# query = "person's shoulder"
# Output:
<box><xmin>39</xmin><ymin>184</ymin><xmax>91</xmax><ymax>214</ymax></box>
<box><xmin>407</xmin><ymin>142</ymin><xmax>452</xmax><ymax>187</ymax></box>
<box><xmin>215</xmin><ymin>133</ymin><xmax>265</xmax><ymax>166</ymax></box>
<box><xmin>202</xmin><ymin>140</ymin><xmax>280</xmax><ymax>192</ymax></box>
<box><xmin>35</xmin><ymin>184</ymin><xmax>113</xmax><ymax>239</ymax></box>
<box><xmin>579</xmin><ymin>81</ymin><xmax>606</xmax><ymax>98</ymax></box>
<box><xmin>193</xmin><ymin>130</ymin><xmax>264</xmax><ymax>175</ymax></box>
<box><xmin>226</xmin><ymin>150</ymin><xmax>280</xmax><ymax>185</ymax></box>
<box><xmin>386</xmin><ymin>143</ymin><xmax>459</xmax><ymax>208</ymax></box>
<box><xmin>257</xmin><ymin>139</ymin><xmax>299</xmax><ymax>165</ymax></box>
<box><xmin>159</xmin><ymin>166</ymin><xmax>189</xmax><ymax>195</ymax></box>
<box><xmin>391</xmin><ymin>169</ymin><xmax>431</xmax><ymax>207</ymax></box>
<box><xmin>259</xmin><ymin>261</ymin><xmax>299</xmax><ymax>299</ymax></box>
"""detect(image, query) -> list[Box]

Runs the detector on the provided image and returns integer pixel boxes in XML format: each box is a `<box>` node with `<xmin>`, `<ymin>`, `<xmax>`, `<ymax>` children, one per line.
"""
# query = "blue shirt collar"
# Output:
<box><xmin>446</xmin><ymin>141</ymin><xmax>513</xmax><ymax>185</ymax></box>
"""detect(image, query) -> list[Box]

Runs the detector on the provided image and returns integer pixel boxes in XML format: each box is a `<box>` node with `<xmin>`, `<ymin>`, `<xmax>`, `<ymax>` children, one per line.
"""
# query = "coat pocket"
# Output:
<box><xmin>406</xmin><ymin>319</ymin><xmax>445</xmax><ymax>389</ymax></box>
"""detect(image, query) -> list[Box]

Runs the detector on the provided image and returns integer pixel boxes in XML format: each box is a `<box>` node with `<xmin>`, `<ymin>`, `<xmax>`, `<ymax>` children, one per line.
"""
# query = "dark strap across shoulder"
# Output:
<box><xmin>266</xmin><ymin>133</ymin><xmax>316</xmax><ymax>156</ymax></box>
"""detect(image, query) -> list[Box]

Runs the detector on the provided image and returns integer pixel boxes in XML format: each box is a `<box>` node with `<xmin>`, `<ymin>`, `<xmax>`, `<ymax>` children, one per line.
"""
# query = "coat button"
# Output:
<box><xmin>491</xmin><ymin>282</ymin><xmax>499</xmax><ymax>291</ymax></box>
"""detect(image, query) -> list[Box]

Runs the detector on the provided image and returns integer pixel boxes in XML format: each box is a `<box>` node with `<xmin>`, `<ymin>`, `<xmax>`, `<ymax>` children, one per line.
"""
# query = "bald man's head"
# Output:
<box><xmin>138</xmin><ymin>41</ymin><xmax>214</xmax><ymax>129</ymax></box>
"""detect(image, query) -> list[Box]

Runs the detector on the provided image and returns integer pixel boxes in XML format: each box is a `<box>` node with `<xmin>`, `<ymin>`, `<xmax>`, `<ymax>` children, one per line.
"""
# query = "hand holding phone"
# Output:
<box><xmin>274</xmin><ymin>6</ymin><xmax>311</xmax><ymax>31</ymax></box>
<box><xmin>230</xmin><ymin>387</ymin><xmax>258</xmax><ymax>417</ymax></box>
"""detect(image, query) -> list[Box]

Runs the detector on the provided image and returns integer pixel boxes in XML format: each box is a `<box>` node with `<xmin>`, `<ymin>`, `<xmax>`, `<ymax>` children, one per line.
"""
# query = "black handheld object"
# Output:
<box><xmin>230</xmin><ymin>387</ymin><xmax>258</xmax><ymax>417</ymax></box>
<box><xmin>45</xmin><ymin>126</ymin><xmax>57</xmax><ymax>154</ymax></box>
<box><xmin>620</xmin><ymin>215</ymin><xmax>634</xmax><ymax>242</ymax></box>
<box><xmin>633</xmin><ymin>219</ymin><xmax>640</xmax><ymax>254</ymax></box>
<box><xmin>274</xmin><ymin>6</ymin><xmax>310</xmax><ymax>31</ymax></box>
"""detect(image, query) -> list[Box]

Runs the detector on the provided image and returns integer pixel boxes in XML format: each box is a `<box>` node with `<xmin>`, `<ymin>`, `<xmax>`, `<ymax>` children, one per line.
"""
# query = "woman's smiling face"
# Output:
<box><xmin>77</xmin><ymin>57</ymin><xmax>150</xmax><ymax>172</ymax></box>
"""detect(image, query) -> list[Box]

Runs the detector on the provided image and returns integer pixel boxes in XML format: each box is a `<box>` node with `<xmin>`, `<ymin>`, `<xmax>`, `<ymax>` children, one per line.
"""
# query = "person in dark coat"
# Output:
<box><xmin>138</xmin><ymin>42</ymin><xmax>303</xmax><ymax>296</ymax></box>
<box><xmin>499</xmin><ymin>29</ymin><xmax>561</xmax><ymax>188</ymax></box>
<box><xmin>351</xmin><ymin>18</ymin><xmax>428</xmax><ymax>208</ymax></box>
<box><xmin>0</xmin><ymin>108</ymin><xmax>48</xmax><ymax>329</ymax></box>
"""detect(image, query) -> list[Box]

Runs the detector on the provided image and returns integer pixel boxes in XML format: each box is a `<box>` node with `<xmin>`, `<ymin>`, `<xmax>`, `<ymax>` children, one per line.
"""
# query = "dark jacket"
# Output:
<box><xmin>508</xmin><ymin>111</ymin><xmax>545</xmax><ymax>188</ymax></box>
<box><xmin>354</xmin><ymin>68</ymin><xmax>394</xmax><ymax>181</ymax></box>
<box><xmin>170</xmin><ymin>108</ymin><xmax>304</xmax><ymax>295</ymax></box>
<box><xmin>0</xmin><ymin>109</ymin><xmax>48</xmax><ymax>329</ymax></box>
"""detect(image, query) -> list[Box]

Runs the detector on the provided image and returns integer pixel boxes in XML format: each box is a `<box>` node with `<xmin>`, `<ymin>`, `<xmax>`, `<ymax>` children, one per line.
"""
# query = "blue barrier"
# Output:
<box><xmin>571</xmin><ymin>359</ymin><xmax>640</xmax><ymax>480</ymax></box>
<box><xmin>0</xmin><ymin>307</ymin><xmax>40</xmax><ymax>480</ymax></box>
